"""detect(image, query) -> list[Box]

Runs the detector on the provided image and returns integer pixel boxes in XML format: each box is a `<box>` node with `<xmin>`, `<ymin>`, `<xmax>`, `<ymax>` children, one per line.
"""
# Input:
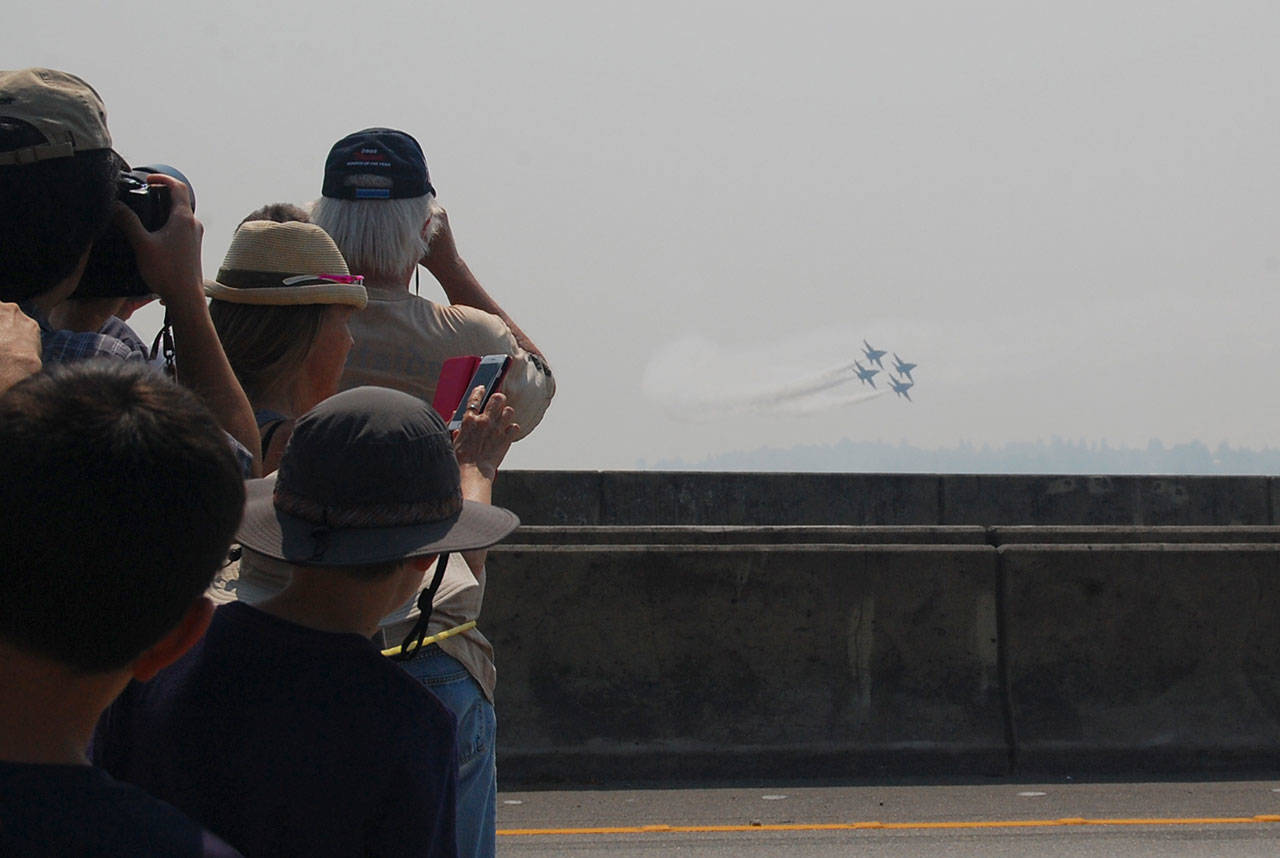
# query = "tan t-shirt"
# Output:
<box><xmin>339</xmin><ymin>286</ymin><xmax>554</xmax><ymax>441</ymax></box>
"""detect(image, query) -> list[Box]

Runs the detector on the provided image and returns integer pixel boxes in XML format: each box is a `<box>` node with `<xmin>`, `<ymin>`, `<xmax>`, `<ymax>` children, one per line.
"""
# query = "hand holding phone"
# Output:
<box><xmin>447</xmin><ymin>354</ymin><xmax>511</xmax><ymax>431</ymax></box>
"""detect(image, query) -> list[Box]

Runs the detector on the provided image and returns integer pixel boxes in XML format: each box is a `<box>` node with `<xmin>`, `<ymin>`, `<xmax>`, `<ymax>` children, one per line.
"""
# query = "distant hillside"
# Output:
<box><xmin>650</xmin><ymin>438</ymin><xmax>1280</xmax><ymax>474</ymax></box>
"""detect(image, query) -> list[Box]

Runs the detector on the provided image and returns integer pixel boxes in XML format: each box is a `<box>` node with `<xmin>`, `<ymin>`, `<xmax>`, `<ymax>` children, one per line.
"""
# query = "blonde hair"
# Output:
<box><xmin>209</xmin><ymin>301</ymin><xmax>327</xmax><ymax>401</ymax></box>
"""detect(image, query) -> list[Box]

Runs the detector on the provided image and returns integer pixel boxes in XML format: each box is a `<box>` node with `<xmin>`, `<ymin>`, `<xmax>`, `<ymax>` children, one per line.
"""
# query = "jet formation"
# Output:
<box><xmin>856</xmin><ymin>341</ymin><xmax>917</xmax><ymax>403</ymax></box>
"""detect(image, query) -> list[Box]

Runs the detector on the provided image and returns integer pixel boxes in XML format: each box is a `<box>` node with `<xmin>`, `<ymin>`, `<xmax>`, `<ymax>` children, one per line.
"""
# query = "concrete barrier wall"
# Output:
<box><xmin>991</xmin><ymin>526</ymin><xmax>1280</xmax><ymax>544</ymax></box>
<box><xmin>941</xmin><ymin>476</ymin><xmax>1274</xmax><ymax>526</ymax></box>
<box><xmin>485</xmin><ymin>544</ymin><xmax>1005</xmax><ymax>782</ymax></box>
<box><xmin>504</xmin><ymin>525</ymin><xmax>990</xmax><ymax>545</ymax></box>
<box><xmin>507</xmin><ymin>524</ymin><xmax>1280</xmax><ymax>546</ymax></box>
<box><xmin>494</xmin><ymin>471</ymin><xmax>1278</xmax><ymax>526</ymax></box>
<box><xmin>1002</xmin><ymin>544</ymin><xmax>1280</xmax><ymax>773</ymax></box>
<box><xmin>481</xmin><ymin>506</ymin><xmax>1280</xmax><ymax>782</ymax></box>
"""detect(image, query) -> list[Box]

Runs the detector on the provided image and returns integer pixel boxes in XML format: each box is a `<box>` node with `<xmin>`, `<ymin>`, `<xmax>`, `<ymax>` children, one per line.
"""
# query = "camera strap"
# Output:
<box><xmin>148</xmin><ymin>308</ymin><xmax>176</xmax><ymax>378</ymax></box>
<box><xmin>391</xmin><ymin>552</ymin><xmax>450</xmax><ymax>662</ymax></box>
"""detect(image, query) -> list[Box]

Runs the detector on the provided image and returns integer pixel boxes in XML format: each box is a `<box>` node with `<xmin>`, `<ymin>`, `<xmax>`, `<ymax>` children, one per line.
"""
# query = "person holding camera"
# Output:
<box><xmin>0</xmin><ymin>68</ymin><xmax>260</xmax><ymax>473</ymax></box>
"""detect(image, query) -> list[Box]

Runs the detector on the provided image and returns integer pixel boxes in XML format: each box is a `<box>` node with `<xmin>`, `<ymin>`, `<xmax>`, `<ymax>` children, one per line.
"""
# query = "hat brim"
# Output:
<box><xmin>237</xmin><ymin>475</ymin><xmax>519</xmax><ymax>566</ymax></box>
<box><xmin>204</xmin><ymin>280</ymin><xmax>368</xmax><ymax>309</ymax></box>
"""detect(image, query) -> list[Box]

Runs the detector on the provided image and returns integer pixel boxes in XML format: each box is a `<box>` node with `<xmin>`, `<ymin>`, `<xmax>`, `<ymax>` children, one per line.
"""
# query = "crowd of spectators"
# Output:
<box><xmin>0</xmin><ymin>66</ymin><xmax>554</xmax><ymax>857</ymax></box>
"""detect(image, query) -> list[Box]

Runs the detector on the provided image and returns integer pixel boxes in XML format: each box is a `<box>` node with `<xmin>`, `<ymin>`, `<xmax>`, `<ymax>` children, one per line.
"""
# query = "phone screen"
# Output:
<box><xmin>448</xmin><ymin>357</ymin><xmax>510</xmax><ymax>428</ymax></box>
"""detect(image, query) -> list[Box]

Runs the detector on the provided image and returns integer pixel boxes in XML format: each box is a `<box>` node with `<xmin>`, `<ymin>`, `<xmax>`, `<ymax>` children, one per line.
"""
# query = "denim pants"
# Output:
<box><xmin>400</xmin><ymin>645</ymin><xmax>496</xmax><ymax>858</ymax></box>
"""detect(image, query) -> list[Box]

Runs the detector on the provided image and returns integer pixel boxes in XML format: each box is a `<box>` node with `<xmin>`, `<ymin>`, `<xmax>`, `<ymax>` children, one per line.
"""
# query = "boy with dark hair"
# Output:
<box><xmin>94</xmin><ymin>384</ymin><xmax>521</xmax><ymax>858</ymax></box>
<box><xmin>0</xmin><ymin>361</ymin><xmax>247</xmax><ymax>856</ymax></box>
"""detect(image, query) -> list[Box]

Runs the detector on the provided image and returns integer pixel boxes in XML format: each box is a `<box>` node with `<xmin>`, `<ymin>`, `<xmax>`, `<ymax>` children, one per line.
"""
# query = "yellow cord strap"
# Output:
<box><xmin>381</xmin><ymin>620</ymin><xmax>477</xmax><ymax>658</ymax></box>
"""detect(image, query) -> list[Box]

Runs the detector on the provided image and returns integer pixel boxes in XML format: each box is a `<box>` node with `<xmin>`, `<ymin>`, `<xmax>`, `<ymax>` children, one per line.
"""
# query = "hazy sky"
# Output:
<box><xmin>9</xmin><ymin>1</ymin><xmax>1279</xmax><ymax>469</ymax></box>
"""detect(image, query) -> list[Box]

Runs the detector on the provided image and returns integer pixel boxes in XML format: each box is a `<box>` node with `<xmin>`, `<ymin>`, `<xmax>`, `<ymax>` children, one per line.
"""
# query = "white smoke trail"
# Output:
<box><xmin>641</xmin><ymin>335</ymin><xmax>888</xmax><ymax>422</ymax></box>
<box><xmin>785</xmin><ymin>388</ymin><xmax>887</xmax><ymax>414</ymax></box>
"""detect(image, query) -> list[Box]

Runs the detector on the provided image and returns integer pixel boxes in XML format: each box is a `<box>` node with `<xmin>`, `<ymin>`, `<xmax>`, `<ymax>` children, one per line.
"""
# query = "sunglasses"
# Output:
<box><xmin>281</xmin><ymin>274</ymin><xmax>365</xmax><ymax>286</ymax></box>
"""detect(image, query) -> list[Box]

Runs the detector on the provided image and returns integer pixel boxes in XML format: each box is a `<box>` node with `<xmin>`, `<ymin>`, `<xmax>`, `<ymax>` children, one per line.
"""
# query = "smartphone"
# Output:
<box><xmin>447</xmin><ymin>354</ymin><xmax>511</xmax><ymax>430</ymax></box>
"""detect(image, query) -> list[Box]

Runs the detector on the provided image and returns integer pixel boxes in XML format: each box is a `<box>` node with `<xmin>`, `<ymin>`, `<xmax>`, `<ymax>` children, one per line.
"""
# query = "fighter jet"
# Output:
<box><xmin>892</xmin><ymin>353</ymin><xmax>917</xmax><ymax>381</ymax></box>
<box><xmin>852</xmin><ymin>361</ymin><xmax>879</xmax><ymax>388</ymax></box>
<box><xmin>862</xmin><ymin>340</ymin><xmax>887</xmax><ymax>369</ymax></box>
<box><xmin>889</xmin><ymin>375</ymin><xmax>913</xmax><ymax>402</ymax></box>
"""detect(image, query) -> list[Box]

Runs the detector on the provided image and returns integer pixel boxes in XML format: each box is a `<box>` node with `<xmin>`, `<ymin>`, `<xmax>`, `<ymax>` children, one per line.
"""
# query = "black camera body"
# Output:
<box><xmin>74</xmin><ymin>164</ymin><xmax>192</xmax><ymax>300</ymax></box>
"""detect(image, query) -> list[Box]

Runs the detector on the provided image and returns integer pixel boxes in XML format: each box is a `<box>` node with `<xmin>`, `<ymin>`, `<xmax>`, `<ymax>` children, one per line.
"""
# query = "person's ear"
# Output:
<box><xmin>130</xmin><ymin>597</ymin><xmax>215</xmax><ymax>682</ymax></box>
<box><xmin>409</xmin><ymin>555</ymin><xmax>436</xmax><ymax>573</ymax></box>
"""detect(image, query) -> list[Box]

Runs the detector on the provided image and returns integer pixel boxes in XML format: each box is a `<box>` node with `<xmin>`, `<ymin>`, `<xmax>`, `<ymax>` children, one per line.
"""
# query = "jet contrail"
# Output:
<box><xmin>785</xmin><ymin>388</ymin><xmax>887</xmax><ymax>414</ymax></box>
<box><xmin>642</xmin><ymin>336</ymin><xmax>889</xmax><ymax>421</ymax></box>
<box><xmin>733</xmin><ymin>361</ymin><xmax>865</xmax><ymax>408</ymax></box>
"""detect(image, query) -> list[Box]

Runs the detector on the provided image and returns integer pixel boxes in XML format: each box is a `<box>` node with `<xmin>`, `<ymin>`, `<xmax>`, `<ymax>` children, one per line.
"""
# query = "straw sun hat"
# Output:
<box><xmin>204</xmin><ymin>220</ymin><xmax>368</xmax><ymax>308</ymax></box>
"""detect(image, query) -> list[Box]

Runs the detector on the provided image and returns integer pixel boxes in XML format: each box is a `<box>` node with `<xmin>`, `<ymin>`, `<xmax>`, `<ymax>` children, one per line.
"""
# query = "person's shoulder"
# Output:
<box><xmin>0</xmin><ymin>762</ymin><xmax>242</xmax><ymax>857</ymax></box>
<box><xmin>98</xmin><ymin>316</ymin><xmax>149</xmax><ymax>356</ymax></box>
<box><xmin>435</xmin><ymin>301</ymin><xmax>511</xmax><ymax>335</ymax></box>
<box><xmin>41</xmin><ymin>327</ymin><xmax>144</xmax><ymax>365</ymax></box>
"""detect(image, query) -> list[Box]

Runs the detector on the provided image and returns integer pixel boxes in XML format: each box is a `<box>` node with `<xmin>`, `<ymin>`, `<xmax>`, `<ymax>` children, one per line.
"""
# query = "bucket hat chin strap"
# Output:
<box><xmin>392</xmin><ymin>552</ymin><xmax>450</xmax><ymax>661</ymax></box>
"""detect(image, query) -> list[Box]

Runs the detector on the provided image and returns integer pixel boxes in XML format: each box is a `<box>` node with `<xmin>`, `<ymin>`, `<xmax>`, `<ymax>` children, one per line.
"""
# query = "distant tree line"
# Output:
<box><xmin>650</xmin><ymin>438</ymin><xmax>1280</xmax><ymax>474</ymax></box>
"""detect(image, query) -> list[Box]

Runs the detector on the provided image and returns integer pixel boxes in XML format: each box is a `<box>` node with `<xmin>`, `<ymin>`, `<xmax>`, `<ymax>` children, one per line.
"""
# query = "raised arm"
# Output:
<box><xmin>117</xmin><ymin>174</ymin><xmax>262</xmax><ymax>475</ymax></box>
<box><xmin>420</xmin><ymin>203</ymin><xmax>548</xmax><ymax>367</ymax></box>
<box><xmin>451</xmin><ymin>386</ymin><xmax>519</xmax><ymax>576</ymax></box>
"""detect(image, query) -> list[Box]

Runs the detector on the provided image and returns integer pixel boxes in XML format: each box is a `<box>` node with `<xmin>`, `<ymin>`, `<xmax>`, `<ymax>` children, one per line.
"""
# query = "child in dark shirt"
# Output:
<box><xmin>0</xmin><ymin>362</ymin><xmax>247</xmax><ymax>857</ymax></box>
<box><xmin>94</xmin><ymin>383</ymin><xmax>520</xmax><ymax>858</ymax></box>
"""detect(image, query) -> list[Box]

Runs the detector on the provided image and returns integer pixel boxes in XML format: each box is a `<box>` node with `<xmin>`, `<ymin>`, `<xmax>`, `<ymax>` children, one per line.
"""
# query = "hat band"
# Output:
<box><xmin>0</xmin><ymin>141</ymin><xmax>76</xmax><ymax>166</ymax></box>
<box><xmin>217</xmin><ymin>269</ymin><xmax>357</xmax><ymax>290</ymax></box>
<box><xmin>273</xmin><ymin>484</ymin><xmax>464</xmax><ymax>529</ymax></box>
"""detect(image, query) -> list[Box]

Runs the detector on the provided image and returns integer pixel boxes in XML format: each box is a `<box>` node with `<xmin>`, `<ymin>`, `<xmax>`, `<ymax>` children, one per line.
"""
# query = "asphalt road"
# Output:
<box><xmin>497</xmin><ymin>778</ymin><xmax>1280</xmax><ymax>856</ymax></box>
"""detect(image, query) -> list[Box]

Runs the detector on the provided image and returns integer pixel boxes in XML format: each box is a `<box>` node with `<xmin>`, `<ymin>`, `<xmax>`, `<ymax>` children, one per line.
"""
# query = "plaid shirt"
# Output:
<box><xmin>25</xmin><ymin>307</ymin><xmax>254</xmax><ymax>476</ymax></box>
<box><xmin>28</xmin><ymin>309</ymin><xmax>146</xmax><ymax>366</ymax></box>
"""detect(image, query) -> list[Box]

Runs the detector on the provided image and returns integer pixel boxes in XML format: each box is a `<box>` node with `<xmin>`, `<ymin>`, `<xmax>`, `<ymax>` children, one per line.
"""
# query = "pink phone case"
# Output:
<box><xmin>432</xmin><ymin>356</ymin><xmax>481</xmax><ymax>421</ymax></box>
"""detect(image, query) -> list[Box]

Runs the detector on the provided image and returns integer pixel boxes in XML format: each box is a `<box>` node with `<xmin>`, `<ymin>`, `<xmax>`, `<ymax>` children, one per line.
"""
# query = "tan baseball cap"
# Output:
<box><xmin>0</xmin><ymin>68</ymin><xmax>112</xmax><ymax>166</ymax></box>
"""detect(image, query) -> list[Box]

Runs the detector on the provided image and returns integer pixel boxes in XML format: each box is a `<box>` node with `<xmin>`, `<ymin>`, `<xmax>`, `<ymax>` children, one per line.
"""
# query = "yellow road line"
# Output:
<box><xmin>498</xmin><ymin>815</ymin><xmax>1280</xmax><ymax>836</ymax></box>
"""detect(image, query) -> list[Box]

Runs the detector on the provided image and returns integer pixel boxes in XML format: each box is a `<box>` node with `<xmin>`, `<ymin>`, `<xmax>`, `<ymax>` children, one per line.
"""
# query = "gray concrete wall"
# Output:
<box><xmin>486</xmin><ymin>544</ymin><xmax>1005</xmax><ymax>783</ymax></box>
<box><xmin>494</xmin><ymin>471</ymin><xmax>1277</xmax><ymax>526</ymax></box>
<box><xmin>484</xmin><ymin>473</ymin><xmax>1280</xmax><ymax>784</ymax></box>
<box><xmin>504</xmin><ymin>525</ymin><xmax>991</xmax><ymax>545</ymax></box>
<box><xmin>478</xmin><ymin>476</ymin><xmax>1280</xmax><ymax>788</ymax></box>
<box><xmin>1002</xmin><ymin>544</ymin><xmax>1280</xmax><ymax>773</ymax></box>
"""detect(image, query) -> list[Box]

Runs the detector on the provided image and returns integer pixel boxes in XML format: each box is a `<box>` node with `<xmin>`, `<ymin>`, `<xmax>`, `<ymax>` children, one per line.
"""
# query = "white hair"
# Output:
<box><xmin>310</xmin><ymin>174</ymin><xmax>436</xmax><ymax>282</ymax></box>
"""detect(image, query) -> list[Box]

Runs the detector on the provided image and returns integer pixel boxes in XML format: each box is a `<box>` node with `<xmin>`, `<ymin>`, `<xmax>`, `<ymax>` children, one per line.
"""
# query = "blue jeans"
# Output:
<box><xmin>400</xmin><ymin>645</ymin><xmax>496</xmax><ymax>858</ymax></box>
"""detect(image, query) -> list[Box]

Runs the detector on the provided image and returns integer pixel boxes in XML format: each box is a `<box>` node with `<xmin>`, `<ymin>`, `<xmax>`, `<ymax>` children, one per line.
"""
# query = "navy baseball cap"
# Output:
<box><xmin>321</xmin><ymin>127</ymin><xmax>435</xmax><ymax>200</ymax></box>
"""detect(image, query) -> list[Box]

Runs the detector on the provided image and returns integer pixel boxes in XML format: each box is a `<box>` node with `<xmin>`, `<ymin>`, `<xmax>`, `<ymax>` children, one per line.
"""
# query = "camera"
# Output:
<box><xmin>73</xmin><ymin>164</ymin><xmax>194</xmax><ymax>300</ymax></box>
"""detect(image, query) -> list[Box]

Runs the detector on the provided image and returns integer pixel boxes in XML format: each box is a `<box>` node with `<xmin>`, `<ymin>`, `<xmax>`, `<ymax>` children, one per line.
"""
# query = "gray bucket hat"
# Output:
<box><xmin>237</xmin><ymin>386</ymin><xmax>518</xmax><ymax>565</ymax></box>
